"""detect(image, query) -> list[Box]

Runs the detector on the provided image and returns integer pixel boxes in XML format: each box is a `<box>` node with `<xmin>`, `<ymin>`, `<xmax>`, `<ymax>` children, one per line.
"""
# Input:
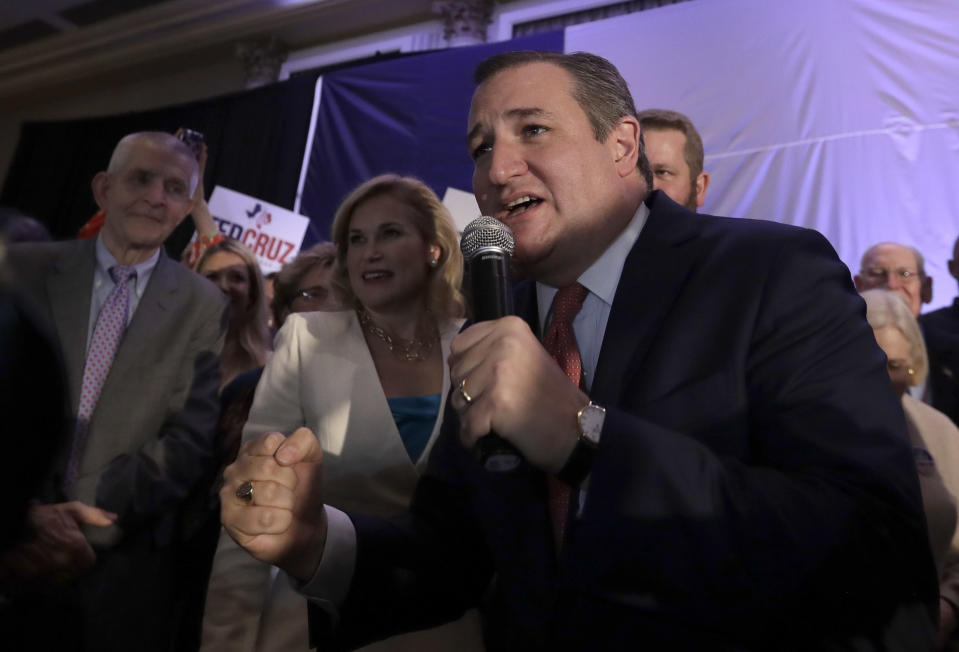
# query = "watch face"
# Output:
<box><xmin>579</xmin><ymin>403</ymin><xmax>605</xmax><ymax>445</ymax></box>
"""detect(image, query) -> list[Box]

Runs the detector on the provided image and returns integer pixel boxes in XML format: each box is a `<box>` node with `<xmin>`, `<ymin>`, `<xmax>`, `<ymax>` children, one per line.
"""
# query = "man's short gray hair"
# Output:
<box><xmin>637</xmin><ymin>108</ymin><xmax>706</xmax><ymax>180</ymax></box>
<box><xmin>108</xmin><ymin>132</ymin><xmax>199</xmax><ymax>195</ymax></box>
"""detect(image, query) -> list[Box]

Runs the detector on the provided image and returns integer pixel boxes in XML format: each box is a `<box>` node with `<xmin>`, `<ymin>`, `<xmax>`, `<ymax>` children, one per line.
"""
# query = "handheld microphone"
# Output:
<box><xmin>460</xmin><ymin>216</ymin><xmax>523</xmax><ymax>472</ymax></box>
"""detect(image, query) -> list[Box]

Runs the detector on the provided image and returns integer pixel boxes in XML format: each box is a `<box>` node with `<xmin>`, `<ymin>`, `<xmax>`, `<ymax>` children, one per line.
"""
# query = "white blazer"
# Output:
<box><xmin>201</xmin><ymin>310</ymin><xmax>481</xmax><ymax>652</ymax></box>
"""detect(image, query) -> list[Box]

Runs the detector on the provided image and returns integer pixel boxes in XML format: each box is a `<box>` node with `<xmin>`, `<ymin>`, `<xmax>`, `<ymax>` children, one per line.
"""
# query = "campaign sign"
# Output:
<box><xmin>207</xmin><ymin>186</ymin><xmax>310</xmax><ymax>274</ymax></box>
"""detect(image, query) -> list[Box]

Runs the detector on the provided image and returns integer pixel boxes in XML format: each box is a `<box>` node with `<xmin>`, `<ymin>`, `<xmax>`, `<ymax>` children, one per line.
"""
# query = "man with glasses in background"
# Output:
<box><xmin>855</xmin><ymin>242</ymin><xmax>936</xmax><ymax>403</ymax></box>
<box><xmin>855</xmin><ymin>242</ymin><xmax>932</xmax><ymax>319</ymax></box>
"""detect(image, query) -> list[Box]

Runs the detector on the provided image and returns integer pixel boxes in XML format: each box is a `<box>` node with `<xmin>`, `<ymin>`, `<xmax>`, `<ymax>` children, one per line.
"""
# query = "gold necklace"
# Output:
<box><xmin>357</xmin><ymin>308</ymin><xmax>438</xmax><ymax>362</ymax></box>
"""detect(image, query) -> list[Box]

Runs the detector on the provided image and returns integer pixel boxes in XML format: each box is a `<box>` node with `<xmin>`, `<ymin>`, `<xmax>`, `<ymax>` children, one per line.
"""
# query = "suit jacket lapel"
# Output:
<box><xmin>514</xmin><ymin>279</ymin><xmax>540</xmax><ymax>336</ymax></box>
<box><xmin>507</xmin><ymin>196</ymin><xmax>704</xmax><ymax>566</ymax></box>
<box><xmin>417</xmin><ymin>318</ymin><xmax>467</xmax><ymax>469</ymax></box>
<box><xmin>592</xmin><ymin>193</ymin><xmax>704</xmax><ymax>407</ymax></box>
<box><xmin>508</xmin><ymin>279</ymin><xmax>557</xmax><ymax>551</ymax></box>
<box><xmin>47</xmin><ymin>239</ymin><xmax>96</xmax><ymax>410</ymax></box>
<box><xmin>100</xmin><ymin>252</ymin><xmax>178</xmax><ymax>398</ymax></box>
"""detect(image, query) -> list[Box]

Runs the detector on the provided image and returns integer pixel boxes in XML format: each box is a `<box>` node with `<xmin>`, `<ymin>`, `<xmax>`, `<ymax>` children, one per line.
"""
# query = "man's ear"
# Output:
<box><xmin>695</xmin><ymin>171</ymin><xmax>711</xmax><ymax>208</ymax></box>
<box><xmin>853</xmin><ymin>274</ymin><xmax>865</xmax><ymax>293</ymax></box>
<box><xmin>921</xmin><ymin>275</ymin><xmax>933</xmax><ymax>304</ymax></box>
<box><xmin>948</xmin><ymin>258</ymin><xmax>958</xmax><ymax>281</ymax></box>
<box><xmin>610</xmin><ymin>116</ymin><xmax>641</xmax><ymax>177</ymax></box>
<box><xmin>91</xmin><ymin>171</ymin><xmax>110</xmax><ymax>210</ymax></box>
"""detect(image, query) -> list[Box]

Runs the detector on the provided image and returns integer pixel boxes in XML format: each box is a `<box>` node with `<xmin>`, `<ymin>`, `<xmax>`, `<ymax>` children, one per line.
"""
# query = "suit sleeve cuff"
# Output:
<box><xmin>293</xmin><ymin>505</ymin><xmax>356</xmax><ymax>613</ymax></box>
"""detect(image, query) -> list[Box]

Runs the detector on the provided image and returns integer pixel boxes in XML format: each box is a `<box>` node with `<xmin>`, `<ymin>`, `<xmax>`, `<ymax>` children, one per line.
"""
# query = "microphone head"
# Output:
<box><xmin>460</xmin><ymin>216</ymin><xmax>515</xmax><ymax>259</ymax></box>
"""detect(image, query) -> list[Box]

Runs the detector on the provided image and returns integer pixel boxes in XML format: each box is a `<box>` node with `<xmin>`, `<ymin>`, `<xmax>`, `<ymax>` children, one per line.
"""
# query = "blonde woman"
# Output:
<box><xmin>862</xmin><ymin>289</ymin><xmax>959</xmax><ymax>649</ymax></box>
<box><xmin>202</xmin><ymin>176</ymin><xmax>483</xmax><ymax>651</ymax></box>
<box><xmin>196</xmin><ymin>239</ymin><xmax>271</xmax><ymax>390</ymax></box>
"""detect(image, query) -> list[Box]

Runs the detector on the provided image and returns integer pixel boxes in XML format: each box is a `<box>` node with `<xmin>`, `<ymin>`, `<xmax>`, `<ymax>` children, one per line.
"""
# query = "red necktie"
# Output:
<box><xmin>64</xmin><ymin>265</ymin><xmax>135</xmax><ymax>486</ymax></box>
<box><xmin>542</xmin><ymin>282</ymin><xmax>589</xmax><ymax>551</ymax></box>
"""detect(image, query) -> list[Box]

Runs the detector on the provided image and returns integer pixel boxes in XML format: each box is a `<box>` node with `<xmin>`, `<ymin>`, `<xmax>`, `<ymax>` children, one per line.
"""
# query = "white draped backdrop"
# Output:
<box><xmin>570</xmin><ymin>0</ymin><xmax>959</xmax><ymax>309</ymax></box>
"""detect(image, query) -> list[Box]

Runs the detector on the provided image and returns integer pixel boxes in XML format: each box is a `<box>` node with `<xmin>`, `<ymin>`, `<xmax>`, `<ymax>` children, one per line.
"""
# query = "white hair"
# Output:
<box><xmin>860</xmin><ymin>288</ymin><xmax>928</xmax><ymax>384</ymax></box>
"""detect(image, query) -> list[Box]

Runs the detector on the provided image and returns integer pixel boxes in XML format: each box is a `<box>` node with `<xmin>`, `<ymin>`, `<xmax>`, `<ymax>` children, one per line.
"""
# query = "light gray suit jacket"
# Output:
<box><xmin>7</xmin><ymin>238</ymin><xmax>226</xmax><ymax>548</ymax></box>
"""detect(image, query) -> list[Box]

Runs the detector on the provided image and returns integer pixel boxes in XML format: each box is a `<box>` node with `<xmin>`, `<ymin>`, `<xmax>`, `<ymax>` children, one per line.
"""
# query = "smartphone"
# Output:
<box><xmin>177</xmin><ymin>128</ymin><xmax>205</xmax><ymax>160</ymax></box>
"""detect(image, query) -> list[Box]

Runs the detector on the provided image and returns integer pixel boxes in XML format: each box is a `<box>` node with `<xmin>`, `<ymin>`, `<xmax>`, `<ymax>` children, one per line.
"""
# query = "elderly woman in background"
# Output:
<box><xmin>269</xmin><ymin>241</ymin><xmax>339</xmax><ymax>325</ymax></box>
<box><xmin>196</xmin><ymin>239</ymin><xmax>271</xmax><ymax>389</ymax></box>
<box><xmin>862</xmin><ymin>288</ymin><xmax>959</xmax><ymax>650</ymax></box>
<box><xmin>201</xmin><ymin>175</ymin><xmax>483</xmax><ymax>652</ymax></box>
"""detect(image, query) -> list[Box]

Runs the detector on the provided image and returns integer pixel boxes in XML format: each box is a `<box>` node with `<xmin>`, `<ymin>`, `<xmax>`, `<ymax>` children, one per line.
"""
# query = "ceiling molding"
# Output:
<box><xmin>0</xmin><ymin>0</ymin><xmax>427</xmax><ymax>100</ymax></box>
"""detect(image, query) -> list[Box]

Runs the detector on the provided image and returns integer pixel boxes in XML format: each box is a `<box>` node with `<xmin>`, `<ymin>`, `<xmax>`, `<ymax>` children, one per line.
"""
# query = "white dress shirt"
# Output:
<box><xmin>536</xmin><ymin>203</ymin><xmax>648</xmax><ymax>391</ymax></box>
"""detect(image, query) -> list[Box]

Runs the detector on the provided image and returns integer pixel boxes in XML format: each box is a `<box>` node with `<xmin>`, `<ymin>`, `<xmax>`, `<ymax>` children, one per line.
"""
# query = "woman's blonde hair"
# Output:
<box><xmin>860</xmin><ymin>288</ymin><xmax>928</xmax><ymax>385</ymax></box>
<box><xmin>330</xmin><ymin>174</ymin><xmax>465</xmax><ymax>323</ymax></box>
<box><xmin>197</xmin><ymin>238</ymin><xmax>271</xmax><ymax>385</ymax></box>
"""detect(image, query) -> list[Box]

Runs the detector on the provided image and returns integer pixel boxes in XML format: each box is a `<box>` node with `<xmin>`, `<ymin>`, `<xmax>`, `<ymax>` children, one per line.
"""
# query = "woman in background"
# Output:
<box><xmin>196</xmin><ymin>238</ymin><xmax>271</xmax><ymax>390</ymax></box>
<box><xmin>269</xmin><ymin>241</ymin><xmax>339</xmax><ymax>326</ymax></box>
<box><xmin>202</xmin><ymin>175</ymin><xmax>483</xmax><ymax>651</ymax></box>
<box><xmin>862</xmin><ymin>288</ymin><xmax>959</xmax><ymax>650</ymax></box>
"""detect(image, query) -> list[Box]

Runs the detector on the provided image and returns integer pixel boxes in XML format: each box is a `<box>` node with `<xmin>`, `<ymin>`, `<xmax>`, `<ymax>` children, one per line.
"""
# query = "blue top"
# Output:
<box><xmin>387</xmin><ymin>394</ymin><xmax>442</xmax><ymax>463</ymax></box>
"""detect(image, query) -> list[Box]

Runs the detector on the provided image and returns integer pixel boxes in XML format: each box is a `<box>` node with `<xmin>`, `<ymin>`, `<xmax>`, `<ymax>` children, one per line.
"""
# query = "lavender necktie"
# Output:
<box><xmin>64</xmin><ymin>265</ymin><xmax>135</xmax><ymax>486</ymax></box>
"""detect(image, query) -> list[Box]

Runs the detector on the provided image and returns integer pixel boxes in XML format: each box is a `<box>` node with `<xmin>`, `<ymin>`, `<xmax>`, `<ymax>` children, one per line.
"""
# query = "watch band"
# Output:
<box><xmin>557</xmin><ymin>436</ymin><xmax>596</xmax><ymax>487</ymax></box>
<box><xmin>557</xmin><ymin>402</ymin><xmax>604</xmax><ymax>486</ymax></box>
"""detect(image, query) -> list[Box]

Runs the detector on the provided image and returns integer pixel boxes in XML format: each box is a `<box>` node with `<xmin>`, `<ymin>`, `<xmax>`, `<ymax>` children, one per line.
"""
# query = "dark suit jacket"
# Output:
<box><xmin>920</xmin><ymin>299</ymin><xmax>959</xmax><ymax>425</ymax></box>
<box><xmin>0</xmin><ymin>283</ymin><xmax>69</xmax><ymax>552</ymax></box>
<box><xmin>321</xmin><ymin>193</ymin><xmax>937</xmax><ymax>651</ymax></box>
<box><xmin>4</xmin><ymin>238</ymin><xmax>226</xmax><ymax>650</ymax></box>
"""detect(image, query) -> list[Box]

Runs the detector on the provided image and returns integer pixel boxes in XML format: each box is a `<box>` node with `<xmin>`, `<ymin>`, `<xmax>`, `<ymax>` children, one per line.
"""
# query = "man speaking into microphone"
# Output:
<box><xmin>221</xmin><ymin>51</ymin><xmax>936</xmax><ymax>650</ymax></box>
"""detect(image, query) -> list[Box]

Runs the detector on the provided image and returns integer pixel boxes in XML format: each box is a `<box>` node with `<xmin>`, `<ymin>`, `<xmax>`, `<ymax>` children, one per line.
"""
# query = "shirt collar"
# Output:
<box><xmin>536</xmin><ymin>202</ymin><xmax>649</xmax><ymax>327</ymax></box>
<box><xmin>95</xmin><ymin>234</ymin><xmax>161</xmax><ymax>298</ymax></box>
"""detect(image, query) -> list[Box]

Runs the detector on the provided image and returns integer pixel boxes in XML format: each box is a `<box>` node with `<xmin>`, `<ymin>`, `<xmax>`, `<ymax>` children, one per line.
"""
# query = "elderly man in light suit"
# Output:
<box><xmin>1</xmin><ymin>132</ymin><xmax>226</xmax><ymax>651</ymax></box>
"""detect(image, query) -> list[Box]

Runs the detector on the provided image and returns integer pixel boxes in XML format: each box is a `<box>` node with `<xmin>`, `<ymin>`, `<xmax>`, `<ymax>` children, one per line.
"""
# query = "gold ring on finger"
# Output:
<box><xmin>459</xmin><ymin>377</ymin><xmax>473</xmax><ymax>405</ymax></box>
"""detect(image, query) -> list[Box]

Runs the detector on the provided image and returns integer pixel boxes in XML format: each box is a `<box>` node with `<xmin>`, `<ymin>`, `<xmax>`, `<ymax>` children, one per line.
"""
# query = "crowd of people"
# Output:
<box><xmin>1</xmin><ymin>49</ymin><xmax>958</xmax><ymax>651</ymax></box>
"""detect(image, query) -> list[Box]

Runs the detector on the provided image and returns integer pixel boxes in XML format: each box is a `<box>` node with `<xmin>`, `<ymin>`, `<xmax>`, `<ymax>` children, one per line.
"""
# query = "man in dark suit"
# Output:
<box><xmin>221</xmin><ymin>52</ymin><xmax>936</xmax><ymax>649</ymax></box>
<box><xmin>920</xmin><ymin>235</ymin><xmax>959</xmax><ymax>425</ymax></box>
<box><xmin>2</xmin><ymin>132</ymin><xmax>226</xmax><ymax>651</ymax></box>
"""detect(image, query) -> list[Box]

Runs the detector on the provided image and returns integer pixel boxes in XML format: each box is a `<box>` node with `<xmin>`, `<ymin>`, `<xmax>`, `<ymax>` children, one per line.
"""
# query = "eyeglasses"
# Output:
<box><xmin>860</xmin><ymin>267</ymin><xmax>921</xmax><ymax>283</ymax></box>
<box><xmin>294</xmin><ymin>286</ymin><xmax>329</xmax><ymax>302</ymax></box>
